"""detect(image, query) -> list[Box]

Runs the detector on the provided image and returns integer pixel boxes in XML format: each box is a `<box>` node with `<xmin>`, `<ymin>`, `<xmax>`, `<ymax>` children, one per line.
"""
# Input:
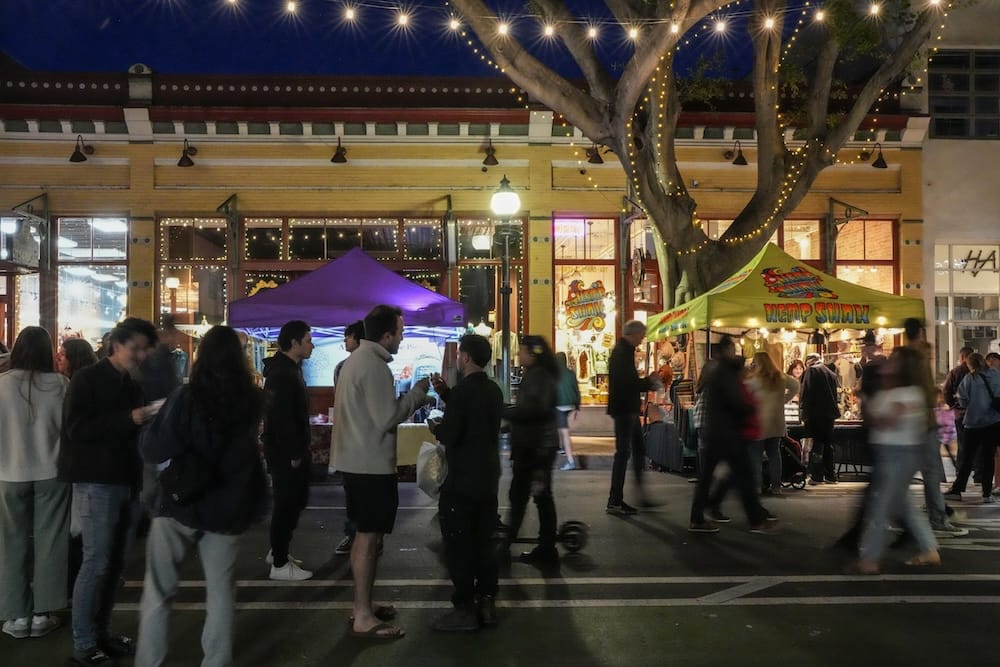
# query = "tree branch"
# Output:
<box><xmin>827</xmin><ymin>8</ymin><xmax>935</xmax><ymax>149</ymax></box>
<box><xmin>806</xmin><ymin>31</ymin><xmax>840</xmax><ymax>140</ymax></box>
<box><xmin>750</xmin><ymin>0</ymin><xmax>787</xmax><ymax>182</ymax></box>
<box><xmin>531</xmin><ymin>0</ymin><xmax>615</xmax><ymax>105</ymax></box>
<box><xmin>448</xmin><ymin>0</ymin><xmax>609</xmax><ymax>140</ymax></box>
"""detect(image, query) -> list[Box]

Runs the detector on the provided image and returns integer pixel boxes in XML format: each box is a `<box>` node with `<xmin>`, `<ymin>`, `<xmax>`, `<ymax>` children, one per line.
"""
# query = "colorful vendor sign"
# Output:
<box><xmin>646</xmin><ymin>243</ymin><xmax>925</xmax><ymax>339</ymax></box>
<box><xmin>564</xmin><ymin>279</ymin><xmax>608</xmax><ymax>330</ymax></box>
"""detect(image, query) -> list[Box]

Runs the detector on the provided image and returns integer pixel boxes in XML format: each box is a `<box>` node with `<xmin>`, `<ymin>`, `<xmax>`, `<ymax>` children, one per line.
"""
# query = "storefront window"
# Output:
<box><xmin>554</xmin><ymin>218</ymin><xmax>615</xmax><ymax>260</ymax></box>
<box><xmin>159</xmin><ymin>218</ymin><xmax>226</xmax><ymax>262</ymax></box>
<box><xmin>457</xmin><ymin>219</ymin><xmax>523</xmax><ymax>260</ymax></box>
<box><xmin>290</xmin><ymin>218</ymin><xmax>328</xmax><ymax>260</ymax></box>
<box><xmin>58</xmin><ymin>217</ymin><xmax>128</xmax><ymax>261</ymax></box>
<box><xmin>836</xmin><ymin>220</ymin><xmax>893</xmax><ymax>261</ymax></box>
<box><xmin>244</xmin><ymin>218</ymin><xmax>283</xmax><ymax>260</ymax></box>
<box><xmin>58</xmin><ymin>265</ymin><xmax>127</xmax><ymax>343</ymax></box>
<box><xmin>835</xmin><ymin>265</ymin><xmax>894</xmax><ymax>293</ymax></box>
<box><xmin>15</xmin><ymin>274</ymin><xmax>40</xmax><ymax>331</ymax></box>
<box><xmin>403</xmin><ymin>219</ymin><xmax>442</xmax><ymax>260</ymax></box>
<box><xmin>458</xmin><ymin>265</ymin><xmax>522</xmax><ymax>331</ymax></box>
<box><xmin>629</xmin><ymin>218</ymin><xmax>657</xmax><ymax>260</ymax></box>
<box><xmin>160</xmin><ymin>266</ymin><xmax>226</xmax><ymax>326</ymax></box>
<box><xmin>555</xmin><ymin>264</ymin><xmax>617</xmax><ymax>405</ymax></box>
<box><xmin>782</xmin><ymin>221</ymin><xmax>821</xmax><ymax>260</ymax></box>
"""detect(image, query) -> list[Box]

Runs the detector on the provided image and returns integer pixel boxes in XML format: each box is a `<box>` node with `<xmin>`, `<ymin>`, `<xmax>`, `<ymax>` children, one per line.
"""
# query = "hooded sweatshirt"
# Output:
<box><xmin>261</xmin><ymin>352</ymin><xmax>311</xmax><ymax>462</ymax></box>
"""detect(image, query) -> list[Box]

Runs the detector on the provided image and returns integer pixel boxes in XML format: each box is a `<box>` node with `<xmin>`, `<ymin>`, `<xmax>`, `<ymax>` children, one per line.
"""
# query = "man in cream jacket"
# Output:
<box><xmin>332</xmin><ymin>304</ymin><xmax>428</xmax><ymax>639</ymax></box>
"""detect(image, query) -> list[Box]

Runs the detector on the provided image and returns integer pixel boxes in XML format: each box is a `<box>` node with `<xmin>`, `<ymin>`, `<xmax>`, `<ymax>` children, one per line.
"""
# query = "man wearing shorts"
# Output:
<box><xmin>332</xmin><ymin>305</ymin><xmax>428</xmax><ymax>639</ymax></box>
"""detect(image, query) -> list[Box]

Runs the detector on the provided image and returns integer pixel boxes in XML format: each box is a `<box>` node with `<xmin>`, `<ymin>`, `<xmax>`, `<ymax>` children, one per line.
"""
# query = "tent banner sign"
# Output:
<box><xmin>564</xmin><ymin>279</ymin><xmax>608</xmax><ymax>330</ymax></box>
<box><xmin>761</xmin><ymin>266</ymin><xmax>871</xmax><ymax>325</ymax></box>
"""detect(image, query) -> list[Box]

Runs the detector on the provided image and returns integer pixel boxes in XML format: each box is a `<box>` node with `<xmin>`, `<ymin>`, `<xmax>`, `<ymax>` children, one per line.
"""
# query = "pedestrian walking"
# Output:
<box><xmin>746</xmin><ymin>352</ymin><xmax>799</xmax><ymax>495</ymax></box>
<box><xmin>947</xmin><ymin>353</ymin><xmax>1000</xmax><ymax>502</ymax></box>
<box><xmin>59</xmin><ymin>317</ymin><xmax>161</xmax><ymax>666</ymax></box>
<box><xmin>332</xmin><ymin>305</ymin><xmax>428</xmax><ymax>639</ymax></box>
<box><xmin>855</xmin><ymin>346</ymin><xmax>941</xmax><ymax>573</ymax></box>
<box><xmin>800</xmin><ymin>352</ymin><xmax>842</xmax><ymax>484</ymax></box>
<box><xmin>135</xmin><ymin>325</ymin><xmax>267</xmax><ymax>667</ymax></box>
<box><xmin>331</xmin><ymin>319</ymin><xmax>365</xmax><ymax>557</ymax></box>
<box><xmin>503</xmin><ymin>335</ymin><xmax>561</xmax><ymax>566</ymax></box>
<box><xmin>0</xmin><ymin>327</ymin><xmax>70</xmax><ymax>641</ymax></box>
<box><xmin>606</xmin><ymin>320</ymin><xmax>661</xmax><ymax>515</ymax></box>
<box><xmin>262</xmin><ymin>320</ymin><xmax>315</xmax><ymax>581</ymax></box>
<box><xmin>688</xmin><ymin>336</ymin><xmax>774</xmax><ymax>534</ymax></box>
<box><xmin>555</xmin><ymin>352</ymin><xmax>581</xmax><ymax>471</ymax></box>
<box><xmin>427</xmin><ymin>334</ymin><xmax>504</xmax><ymax>632</ymax></box>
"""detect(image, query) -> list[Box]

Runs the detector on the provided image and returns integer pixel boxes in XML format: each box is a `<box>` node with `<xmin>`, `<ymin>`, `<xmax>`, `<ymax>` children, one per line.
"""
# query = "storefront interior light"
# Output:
<box><xmin>165</xmin><ymin>276</ymin><xmax>181</xmax><ymax>290</ymax></box>
<box><xmin>471</xmin><ymin>234</ymin><xmax>492</xmax><ymax>250</ymax></box>
<box><xmin>1</xmin><ymin>219</ymin><xmax>18</xmax><ymax>234</ymax></box>
<box><xmin>57</xmin><ymin>236</ymin><xmax>79</xmax><ymax>249</ymax></box>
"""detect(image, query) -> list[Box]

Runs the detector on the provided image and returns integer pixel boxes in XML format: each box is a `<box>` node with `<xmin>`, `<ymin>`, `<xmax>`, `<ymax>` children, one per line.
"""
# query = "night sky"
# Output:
<box><xmin>0</xmin><ymin>0</ymin><xmax>804</xmax><ymax>78</ymax></box>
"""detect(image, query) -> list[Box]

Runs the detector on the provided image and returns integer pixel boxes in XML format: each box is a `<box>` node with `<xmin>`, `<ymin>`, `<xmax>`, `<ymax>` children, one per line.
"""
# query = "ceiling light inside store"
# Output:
<box><xmin>1</xmin><ymin>220</ymin><xmax>18</xmax><ymax>234</ymax></box>
<box><xmin>471</xmin><ymin>234</ymin><xmax>492</xmax><ymax>250</ymax></box>
<box><xmin>63</xmin><ymin>266</ymin><xmax>94</xmax><ymax>277</ymax></box>
<box><xmin>58</xmin><ymin>236</ymin><xmax>79</xmax><ymax>249</ymax></box>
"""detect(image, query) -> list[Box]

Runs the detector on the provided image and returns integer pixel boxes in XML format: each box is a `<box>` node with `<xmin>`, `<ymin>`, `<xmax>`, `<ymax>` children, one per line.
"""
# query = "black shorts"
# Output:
<box><xmin>342</xmin><ymin>472</ymin><xmax>399</xmax><ymax>534</ymax></box>
<box><xmin>555</xmin><ymin>409</ymin><xmax>570</xmax><ymax>429</ymax></box>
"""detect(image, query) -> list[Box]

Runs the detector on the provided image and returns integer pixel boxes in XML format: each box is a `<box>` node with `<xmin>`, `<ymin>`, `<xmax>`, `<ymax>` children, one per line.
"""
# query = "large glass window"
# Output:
<box><xmin>457</xmin><ymin>219</ymin><xmax>523</xmax><ymax>260</ymax></box>
<box><xmin>58</xmin><ymin>265</ymin><xmax>127</xmax><ymax>342</ymax></box>
<box><xmin>160</xmin><ymin>218</ymin><xmax>227</xmax><ymax>262</ymax></box>
<box><xmin>58</xmin><ymin>217</ymin><xmax>128</xmax><ymax>262</ymax></box>
<box><xmin>930</xmin><ymin>50</ymin><xmax>1000</xmax><ymax>138</ymax></box>
<box><xmin>933</xmin><ymin>243</ymin><xmax>1000</xmax><ymax>380</ymax></box>
<box><xmin>244</xmin><ymin>218</ymin><xmax>283</xmax><ymax>260</ymax></box>
<box><xmin>160</xmin><ymin>266</ymin><xmax>226</xmax><ymax>327</ymax></box>
<box><xmin>554</xmin><ymin>218</ymin><xmax>615</xmax><ymax>260</ymax></box>
<box><xmin>403</xmin><ymin>219</ymin><xmax>443</xmax><ymax>260</ymax></box>
<box><xmin>783</xmin><ymin>221</ymin><xmax>821</xmax><ymax>260</ymax></box>
<box><xmin>555</xmin><ymin>264</ymin><xmax>617</xmax><ymax>405</ymax></box>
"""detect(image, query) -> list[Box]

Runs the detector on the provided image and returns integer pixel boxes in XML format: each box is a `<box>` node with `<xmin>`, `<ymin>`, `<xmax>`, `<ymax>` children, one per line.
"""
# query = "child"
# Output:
<box><xmin>934</xmin><ymin>388</ymin><xmax>956</xmax><ymax>455</ymax></box>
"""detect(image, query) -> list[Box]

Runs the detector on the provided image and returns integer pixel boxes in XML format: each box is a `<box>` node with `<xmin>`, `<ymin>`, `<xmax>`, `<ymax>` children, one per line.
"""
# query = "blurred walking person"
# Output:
<box><xmin>746</xmin><ymin>352</ymin><xmax>799</xmax><ymax>496</ymax></box>
<box><xmin>428</xmin><ymin>334</ymin><xmax>504</xmax><ymax>631</ymax></box>
<box><xmin>59</xmin><ymin>317</ymin><xmax>160</xmax><ymax>665</ymax></box>
<box><xmin>504</xmin><ymin>335</ymin><xmax>561</xmax><ymax>567</ymax></box>
<box><xmin>136</xmin><ymin>326</ymin><xmax>266</xmax><ymax>667</ymax></box>
<box><xmin>606</xmin><ymin>320</ymin><xmax>661</xmax><ymax>515</ymax></box>
<box><xmin>262</xmin><ymin>320</ymin><xmax>315</xmax><ymax>581</ymax></box>
<box><xmin>856</xmin><ymin>347</ymin><xmax>940</xmax><ymax>573</ymax></box>
<box><xmin>0</xmin><ymin>327</ymin><xmax>70</xmax><ymax>640</ymax></box>
<box><xmin>555</xmin><ymin>352</ymin><xmax>581</xmax><ymax>471</ymax></box>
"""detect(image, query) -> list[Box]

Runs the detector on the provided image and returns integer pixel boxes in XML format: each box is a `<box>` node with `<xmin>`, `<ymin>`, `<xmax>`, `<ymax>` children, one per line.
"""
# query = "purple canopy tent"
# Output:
<box><xmin>227</xmin><ymin>248</ymin><xmax>465</xmax><ymax>339</ymax></box>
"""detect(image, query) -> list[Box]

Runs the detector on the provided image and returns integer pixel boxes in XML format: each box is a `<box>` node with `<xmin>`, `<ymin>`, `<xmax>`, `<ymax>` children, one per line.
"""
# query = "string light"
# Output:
<box><xmin>449</xmin><ymin>18</ymin><xmax>460</xmax><ymax>30</ymax></box>
<box><xmin>344</xmin><ymin>7</ymin><xmax>356</xmax><ymax>21</ymax></box>
<box><xmin>397</xmin><ymin>12</ymin><xmax>409</xmax><ymax>26</ymax></box>
<box><xmin>628</xmin><ymin>26</ymin><xmax>639</xmax><ymax>40</ymax></box>
<box><xmin>543</xmin><ymin>24</ymin><xmax>555</xmax><ymax>37</ymax></box>
<box><xmin>285</xmin><ymin>1</ymin><xmax>296</xmax><ymax>14</ymax></box>
<box><xmin>870</xmin><ymin>3</ymin><xmax>881</xmax><ymax>16</ymax></box>
<box><xmin>587</xmin><ymin>26</ymin><xmax>598</xmax><ymax>39</ymax></box>
<box><xmin>498</xmin><ymin>22</ymin><xmax>509</xmax><ymax>36</ymax></box>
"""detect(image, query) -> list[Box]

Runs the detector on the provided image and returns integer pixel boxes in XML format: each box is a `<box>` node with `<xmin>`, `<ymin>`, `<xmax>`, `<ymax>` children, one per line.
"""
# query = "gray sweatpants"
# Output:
<box><xmin>0</xmin><ymin>478</ymin><xmax>71</xmax><ymax>619</ymax></box>
<box><xmin>135</xmin><ymin>517</ymin><xmax>241</xmax><ymax>667</ymax></box>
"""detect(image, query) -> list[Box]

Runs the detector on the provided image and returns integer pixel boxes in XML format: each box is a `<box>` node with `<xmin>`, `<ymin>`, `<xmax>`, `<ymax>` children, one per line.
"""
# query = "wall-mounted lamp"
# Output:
<box><xmin>586</xmin><ymin>143</ymin><xmax>604</xmax><ymax>164</ymax></box>
<box><xmin>870</xmin><ymin>142</ymin><xmax>888</xmax><ymax>169</ymax></box>
<box><xmin>177</xmin><ymin>139</ymin><xmax>197</xmax><ymax>167</ymax></box>
<box><xmin>482</xmin><ymin>138</ymin><xmax>499</xmax><ymax>168</ymax></box>
<box><xmin>724</xmin><ymin>140</ymin><xmax>748</xmax><ymax>166</ymax></box>
<box><xmin>69</xmin><ymin>135</ymin><xmax>94</xmax><ymax>163</ymax></box>
<box><xmin>331</xmin><ymin>137</ymin><xmax>347</xmax><ymax>163</ymax></box>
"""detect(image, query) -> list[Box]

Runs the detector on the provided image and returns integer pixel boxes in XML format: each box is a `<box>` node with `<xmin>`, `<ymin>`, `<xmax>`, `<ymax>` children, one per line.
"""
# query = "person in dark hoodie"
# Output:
<box><xmin>262</xmin><ymin>320</ymin><xmax>314</xmax><ymax>581</ymax></box>
<box><xmin>59</xmin><ymin>317</ymin><xmax>160</xmax><ymax>666</ymax></box>
<box><xmin>503</xmin><ymin>335</ymin><xmax>561</xmax><ymax>567</ymax></box>
<box><xmin>429</xmin><ymin>334</ymin><xmax>504</xmax><ymax>631</ymax></box>
<box><xmin>135</xmin><ymin>325</ymin><xmax>266</xmax><ymax>667</ymax></box>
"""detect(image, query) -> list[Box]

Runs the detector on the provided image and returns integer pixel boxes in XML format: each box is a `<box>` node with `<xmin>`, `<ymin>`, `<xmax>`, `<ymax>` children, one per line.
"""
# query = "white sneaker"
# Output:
<box><xmin>932</xmin><ymin>521</ymin><xmax>970</xmax><ymax>538</ymax></box>
<box><xmin>269</xmin><ymin>561</ymin><xmax>313</xmax><ymax>581</ymax></box>
<box><xmin>29</xmin><ymin>614</ymin><xmax>61</xmax><ymax>637</ymax></box>
<box><xmin>265</xmin><ymin>549</ymin><xmax>303</xmax><ymax>566</ymax></box>
<box><xmin>2</xmin><ymin>617</ymin><xmax>29</xmax><ymax>639</ymax></box>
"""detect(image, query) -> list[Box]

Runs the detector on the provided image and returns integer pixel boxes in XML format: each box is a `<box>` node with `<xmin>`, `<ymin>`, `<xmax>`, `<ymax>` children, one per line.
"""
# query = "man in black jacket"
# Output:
<box><xmin>943</xmin><ymin>346</ymin><xmax>974</xmax><ymax>490</ymax></box>
<box><xmin>262</xmin><ymin>320</ymin><xmax>315</xmax><ymax>581</ymax></box>
<box><xmin>429</xmin><ymin>334</ymin><xmax>504</xmax><ymax>632</ymax></box>
<box><xmin>800</xmin><ymin>352</ymin><xmax>842</xmax><ymax>484</ymax></box>
<box><xmin>59</xmin><ymin>317</ymin><xmax>159</xmax><ymax>666</ymax></box>
<box><xmin>606</xmin><ymin>320</ymin><xmax>661</xmax><ymax>515</ymax></box>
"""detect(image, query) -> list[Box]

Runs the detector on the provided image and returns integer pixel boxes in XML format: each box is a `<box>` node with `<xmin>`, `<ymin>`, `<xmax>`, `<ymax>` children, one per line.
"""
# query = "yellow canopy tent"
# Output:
<box><xmin>646</xmin><ymin>243</ymin><xmax>926</xmax><ymax>340</ymax></box>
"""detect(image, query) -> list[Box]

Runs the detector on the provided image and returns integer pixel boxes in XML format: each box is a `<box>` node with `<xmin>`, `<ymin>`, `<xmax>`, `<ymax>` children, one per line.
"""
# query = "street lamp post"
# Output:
<box><xmin>490</xmin><ymin>175</ymin><xmax>521</xmax><ymax>400</ymax></box>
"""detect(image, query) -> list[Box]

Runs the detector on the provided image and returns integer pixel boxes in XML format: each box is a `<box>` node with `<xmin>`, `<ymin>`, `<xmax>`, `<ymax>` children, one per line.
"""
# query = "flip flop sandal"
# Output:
<box><xmin>349</xmin><ymin>621</ymin><xmax>405</xmax><ymax>640</ymax></box>
<box><xmin>348</xmin><ymin>605</ymin><xmax>397</xmax><ymax>623</ymax></box>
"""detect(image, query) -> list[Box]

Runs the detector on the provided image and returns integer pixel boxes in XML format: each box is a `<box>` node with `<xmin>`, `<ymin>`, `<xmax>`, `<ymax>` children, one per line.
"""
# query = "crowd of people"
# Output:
<box><xmin>3</xmin><ymin>308</ymin><xmax>1000</xmax><ymax>662</ymax></box>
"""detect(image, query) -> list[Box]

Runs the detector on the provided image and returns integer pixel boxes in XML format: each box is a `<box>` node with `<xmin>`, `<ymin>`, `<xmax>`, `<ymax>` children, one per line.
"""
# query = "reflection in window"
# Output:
<box><xmin>554</xmin><ymin>218</ymin><xmax>615</xmax><ymax>260</ymax></box>
<box><xmin>245</xmin><ymin>218</ymin><xmax>283</xmax><ymax>260</ymax></box>
<box><xmin>289</xmin><ymin>219</ymin><xmax>327</xmax><ymax>260</ymax></box>
<box><xmin>458</xmin><ymin>265</ymin><xmax>522</xmax><ymax>331</ymax></box>
<box><xmin>15</xmin><ymin>274</ymin><xmax>40</xmax><ymax>331</ymax></box>
<box><xmin>359</xmin><ymin>218</ymin><xmax>399</xmax><ymax>258</ymax></box>
<box><xmin>160</xmin><ymin>218</ymin><xmax>227</xmax><ymax>261</ymax></box>
<box><xmin>160</xmin><ymin>266</ymin><xmax>226</xmax><ymax>326</ymax></box>
<box><xmin>58</xmin><ymin>217</ymin><xmax>128</xmax><ymax>262</ymax></box>
<box><xmin>629</xmin><ymin>218</ymin><xmax>657</xmax><ymax>260</ymax></box>
<box><xmin>58</xmin><ymin>265</ymin><xmax>128</xmax><ymax>343</ymax></box>
<box><xmin>836</xmin><ymin>220</ymin><xmax>893</xmax><ymax>260</ymax></box>
<box><xmin>404</xmin><ymin>219</ymin><xmax>442</xmax><ymax>260</ymax></box>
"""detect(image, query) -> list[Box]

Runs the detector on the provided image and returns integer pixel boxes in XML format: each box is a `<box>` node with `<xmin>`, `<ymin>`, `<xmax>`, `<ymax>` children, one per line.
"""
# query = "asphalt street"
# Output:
<box><xmin>6</xmin><ymin>460</ymin><xmax>1000</xmax><ymax>666</ymax></box>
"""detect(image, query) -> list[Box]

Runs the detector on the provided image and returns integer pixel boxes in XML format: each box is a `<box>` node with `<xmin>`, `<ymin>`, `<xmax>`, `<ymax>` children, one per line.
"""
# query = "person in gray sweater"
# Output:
<box><xmin>0</xmin><ymin>326</ymin><xmax>69</xmax><ymax>641</ymax></box>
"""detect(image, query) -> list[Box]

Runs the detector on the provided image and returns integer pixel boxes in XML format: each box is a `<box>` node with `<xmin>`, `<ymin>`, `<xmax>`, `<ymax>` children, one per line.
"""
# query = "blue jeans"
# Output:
<box><xmin>860</xmin><ymin>444</ymin><xmax>938</xmax><ymax>563</ymax></box>
<box><xmin>71</xmin><ymin>483</ymin><xmax>135</xmax><ymax>652</ymax></box>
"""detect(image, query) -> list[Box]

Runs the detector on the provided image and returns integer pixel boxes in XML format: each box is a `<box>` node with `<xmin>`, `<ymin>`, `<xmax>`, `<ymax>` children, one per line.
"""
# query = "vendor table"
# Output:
<box><xmin>787</xmin><ymin>421</ymin><xmax>869</xmax><ymax>480</ymax></box>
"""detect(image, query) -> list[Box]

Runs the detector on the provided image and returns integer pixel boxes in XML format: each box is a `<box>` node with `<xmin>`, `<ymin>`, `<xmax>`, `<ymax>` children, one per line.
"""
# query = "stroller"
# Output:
<box><xmin>762</xmin><ymin>435</ymin><xmax>808</xmax><ymax>490</ymax></box>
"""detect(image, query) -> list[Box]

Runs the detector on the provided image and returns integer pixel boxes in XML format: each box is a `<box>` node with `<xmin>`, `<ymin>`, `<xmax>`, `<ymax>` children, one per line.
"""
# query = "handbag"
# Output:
<box><xmin>416</xmin><ymin>441</ymin><xmax>447</xmax><ymax>500</ymax></box>
<box><xmin>978</xmin><ymin>373</ymin><xmax>1000</xmax><ymax>412</ymax></box>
